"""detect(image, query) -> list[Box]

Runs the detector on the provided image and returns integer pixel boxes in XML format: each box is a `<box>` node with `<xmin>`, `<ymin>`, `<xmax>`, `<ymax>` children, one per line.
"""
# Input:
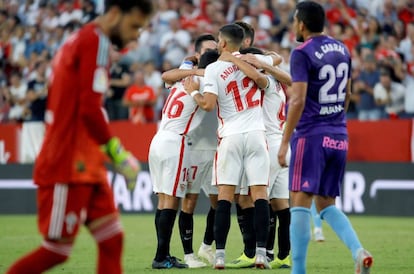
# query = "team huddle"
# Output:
<box><xmin>149</xmin><ymin>1</ymin><xmax>373</xmax><ymax>273</ymax></box>
<box><xmin>6</xmin><ymin>1</ymin><xmax>373</xmax><ymax>274</ymax></box>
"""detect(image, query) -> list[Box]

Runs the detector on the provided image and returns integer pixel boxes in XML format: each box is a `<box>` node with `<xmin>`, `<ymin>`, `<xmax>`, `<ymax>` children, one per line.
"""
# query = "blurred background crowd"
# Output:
<box><xmin>0</xmin><ymin>0</ymin><xmax>414</xmax><ymax>125</ymax></box>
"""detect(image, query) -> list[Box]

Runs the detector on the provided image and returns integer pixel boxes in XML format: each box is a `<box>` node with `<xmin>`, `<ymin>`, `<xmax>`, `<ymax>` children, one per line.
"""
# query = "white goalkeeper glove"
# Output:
<box><xmin>102</xmin><ymin>137</ymin><xmax>141</xmax><ymax>190</ymax></box>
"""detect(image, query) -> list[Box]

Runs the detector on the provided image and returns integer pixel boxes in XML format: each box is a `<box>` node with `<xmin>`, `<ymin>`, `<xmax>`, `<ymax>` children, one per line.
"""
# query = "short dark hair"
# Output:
<box><xmin>240</xmin><ymin>47</ymin><xmax>264</xmax><ymax>55</ymax></box>
<box><xmin>219</xmin><ymin>24</ymin><xmax>245</xmax><ymax>48</ymax></box>
<box><xmin>296</xmin><ymin>1</ymin><xmax>325</xmax><ymax>33</ymax></box>
<box><xmin>194</xmin><ymin>34</ymin><xmax>216</xmax><ymax>53</ymax></box>
<box><xmin>198</xmin><ymin>50</ymin><xmax>219</xmax><ymax>69</ymax></box>
<box><xmin>104</xmin><ymin>0</ymin><xmax>154</xmax><ymax>14</ymax></box>
<box><xmin>234</xmin><ymin>21</ymin><xmax>255</xmax><ymax>46</ymax></box>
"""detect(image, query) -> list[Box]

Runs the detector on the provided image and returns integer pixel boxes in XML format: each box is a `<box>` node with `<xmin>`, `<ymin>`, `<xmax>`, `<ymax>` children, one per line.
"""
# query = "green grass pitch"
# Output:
<box><xmin>0</xmin><ymin>214</ymin><xmax>413</xmax><ymax>273</ymax></box>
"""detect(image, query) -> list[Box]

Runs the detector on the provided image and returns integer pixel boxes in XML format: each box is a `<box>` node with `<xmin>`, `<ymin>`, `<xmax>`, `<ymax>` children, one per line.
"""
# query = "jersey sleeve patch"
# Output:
<box><xmin>93</xmin><ymin>67</ymin><xmax>108</xmax><ymax>93</ymax></box>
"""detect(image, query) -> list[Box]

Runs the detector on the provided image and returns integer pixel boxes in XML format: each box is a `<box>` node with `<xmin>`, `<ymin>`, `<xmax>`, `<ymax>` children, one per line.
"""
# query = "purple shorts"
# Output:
<box><xmin>289</xmin><ymin>133</ymin><xmax>348</xmax><ymax>197</ymax></box>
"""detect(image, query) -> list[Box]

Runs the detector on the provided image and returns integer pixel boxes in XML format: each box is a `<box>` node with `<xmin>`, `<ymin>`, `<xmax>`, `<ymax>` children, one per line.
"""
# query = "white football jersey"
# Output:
<box><xmin>203</xmin><ymin>52</ymin><xmax>265</xmax><ymax>137</ymax></box>
<box><xmin>262</xmin><ymin>75</ymin><xmax>286</xmax><ymax>136</ymax></box>
<box><xmin>187</xmin><ymin>108</ymin><xmax>218</xmax><ymax>150</ymax></box>
<box><xmin>159</xmin><ymin>80</ymin><xmax>204</xmax><ymax>135</ymax></box>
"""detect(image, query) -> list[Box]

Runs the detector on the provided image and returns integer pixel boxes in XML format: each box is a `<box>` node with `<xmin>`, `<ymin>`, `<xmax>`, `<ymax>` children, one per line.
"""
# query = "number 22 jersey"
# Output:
<box><xmin>290</xmin><ymin>35</ymin><xmax>351</xmax><ymax>137</ymax></box>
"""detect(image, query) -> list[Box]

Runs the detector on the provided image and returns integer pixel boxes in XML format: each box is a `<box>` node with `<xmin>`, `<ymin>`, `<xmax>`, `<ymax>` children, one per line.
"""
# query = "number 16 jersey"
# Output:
<box><xmin>203</xmin><ymin>51</ymin><xmax>265</xmax><ymax>138</ymax></box>
<box><xmin>159</xmin><ymin>79</ymin><xmax>204</xmax><ymax>135</ymax></box>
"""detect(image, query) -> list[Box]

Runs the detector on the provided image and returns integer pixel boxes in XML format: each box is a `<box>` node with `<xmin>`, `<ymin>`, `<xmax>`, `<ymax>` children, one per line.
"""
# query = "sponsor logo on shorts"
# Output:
<box><xmin>322</xmin><ymin>136</ymin><xmax>348</xmax><ymax>150</ymax></box>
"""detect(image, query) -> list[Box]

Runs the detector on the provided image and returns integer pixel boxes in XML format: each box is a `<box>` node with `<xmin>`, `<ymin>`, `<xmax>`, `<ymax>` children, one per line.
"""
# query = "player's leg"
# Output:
<box><xmin>214</xmin><ymin>184</ymin><xmax>236</xmax><ymax>269</ymax></box>
<box><xmin>179</xmin><ymin>150</ymin><xmax>209</xmax><ymax>268</ymax></box>
<box><xmin>149</xmin><ymin>133</ymin><xmax>189</xmax><ymax>269</ymax></box>
<box><xmin>198</xmin><ymin>180</ymin><xmax>217</xmax><ymax>265</ymax></box>
<box><xmin>311</xmin><ymin>199</ymin><xmax>325</xmax><ymax>241</ymax></box>
<box><xmin>86</xmin><ymin>183</ymin><xmax>124</xmax><ymax>274</ymax></box>
<box><xmin>266</xmin><ymin>138</ymin><xmax>291</xmax><ymax>268</ymax></box>
<box><xmin>269</xmin><ymin>198</ymin><xmax>291</xmax><ymax>269</ymax></box>
<box><xmin>249</xmin><ymin>185</ymin><xmax>270</xmax><ymax>269</ymax></box>
<box><xmin>213</xmin><ymin>135</ymin><xmax>242</xmax><ymax>269</ymax></box>
<box><xmin>226</xmin><ymin>193</ymin><xmax>256</xmax><ymax>269</ymax></box>
<box><xmin>245</xmin><ymin>131</ymin><xmax>271</xmax><ymax>269</ymax></box>
<box><xmin>289</xmin><ymin>135</ymin><xmax>321</xmax><ymax>274</ymax></box>
<box><xmin>6</xmin><ymin>184</ymin><xmax>81</xmax><ymax>274</ymax></box>
<box><xmin>180</xmin><ymin>193</ymin><xmax>207</xmax><ymax>268</ymax></box>
<box><xmin>317</xmin><ymin>134</ymin><xmax>372</xmax><ymax>273</ymax></box>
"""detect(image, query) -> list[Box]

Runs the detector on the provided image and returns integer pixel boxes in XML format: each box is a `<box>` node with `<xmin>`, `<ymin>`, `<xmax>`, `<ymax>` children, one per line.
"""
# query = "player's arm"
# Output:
<box><xmin>78</xmin><ymin>35</ymin><xmax>112</xmax><ymax>144</ymax></box>
<box><xmin>79</xmin><ymin>34</ymin><xmax>139</xmax><ymax>189</ymax></box>
<box><xmin>161</xmin><ymin>58</ymin><xmax>198</xmax><ymax>85</ymax></box>
<box><xmin>161</xmin><ymin>67</ymin><xmax>197</xmax><ymax>85</ymax></box>
<box><xmin>183</xmin><ymin>75</ymin><xmax>217</xmax><ymax>112</ymax></box>
<box><xmin>219</xmin><ymin>52</ymin><xmax>268</xmax><ymax>89</ymax></box>
<box><xmin>344</xmin><ymin>79</ymin><xmax>352</xmax><ymax>112</ymax></box>
<box><xmin>278</xmin><ymin>50</ymin><xmax>308</xmax><ymax>167</ymax></box>
<box><xmin>264</xmin><ymin>51</ymin><xmax>283</xmax><ymax>66</ymax></box>
<box><xmin>243</xmin><ymin>54</ymin><xmax>292</xmax><ymax>86</ymax></box>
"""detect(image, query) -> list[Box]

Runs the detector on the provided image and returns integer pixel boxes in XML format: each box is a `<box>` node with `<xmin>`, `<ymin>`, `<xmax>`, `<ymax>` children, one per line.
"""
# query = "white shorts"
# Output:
<box><xmin>267</xmin><ymin>134</ymin><xmax>290</xmax><ymax>199</ymax></box>
<box><xmin>149</xmin><ymin>131</ymin><xmax>189</xmax><ymax>198</ymax></box>
<box><xmin>186</xmin><ymin>149</ymin><xmax>217</xmax><ymax>196</ymax></box>
<box><xmin>214</xmin><ymin>131</ymin><xmax>269</xmax><ymax>187</ymax></box>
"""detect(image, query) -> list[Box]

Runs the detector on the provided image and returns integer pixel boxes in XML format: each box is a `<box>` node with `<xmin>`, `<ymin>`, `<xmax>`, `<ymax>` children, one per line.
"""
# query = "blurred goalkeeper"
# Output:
<box><xmin>6</xmin><ymin>1</ymin><xmax>153</xmax><ymax>274</ymax></box>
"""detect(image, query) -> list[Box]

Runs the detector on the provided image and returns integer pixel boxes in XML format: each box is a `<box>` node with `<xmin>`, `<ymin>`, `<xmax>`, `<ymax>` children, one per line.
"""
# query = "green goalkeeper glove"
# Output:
<box><xmin>103</xmin><ymin>137</ymin><xmax>141</xmax><ymax>190</ymax></box>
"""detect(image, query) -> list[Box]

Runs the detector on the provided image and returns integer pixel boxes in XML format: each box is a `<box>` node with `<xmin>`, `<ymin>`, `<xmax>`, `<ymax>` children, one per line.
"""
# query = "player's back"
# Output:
<box><xmin>159</xmin><ymin>80</ymin><xmax>203</xmax><ymax>135</ymax></box>
<box><xmin>34</xmin><ymin>23</ymin><xmax>109</xmax><ymax>186</ymax></box>
<box><xmin>204</xmin><ymin>57</ymin><xmax>265</xmax><ymax>138</ymax></box>
<box><xmin>262</xmin><ymin>75</ymin><xmax>286</xmax><ymax>136</ymax></box>
<box><xmin>291</xmin><ymin>35</ymin><xmax>350</xmax><ymax>136</ymax></box>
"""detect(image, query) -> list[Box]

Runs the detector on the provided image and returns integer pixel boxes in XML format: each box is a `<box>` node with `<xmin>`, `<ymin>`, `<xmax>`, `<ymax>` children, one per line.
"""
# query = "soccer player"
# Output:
<box><xmin>149</xmin><ymin>48</ymin><xmax>219</xmax><ymax>270</ymax></box>
<box><xmin>224</xmin><ymin>47</ymin><xmax>292</xmax><ymax>269</ymax></box>
<box><xmin>277</xmin><ymin>2</ymin><xmax>373</xmax><ymax>274</ymax></box>
<box><xmin>6</xmin><ymin>1</ymin><xmax>153</xmax><ymax>274</ymax></box>
<box><xmin>161</xmin><ymin>34</ymin><xmax>217</xmax><ymax>268</ymax></box>
<box><xmin>184</xmin><ymin>23</ymin><xmax>270</xmax><ymax>269</ymax></box>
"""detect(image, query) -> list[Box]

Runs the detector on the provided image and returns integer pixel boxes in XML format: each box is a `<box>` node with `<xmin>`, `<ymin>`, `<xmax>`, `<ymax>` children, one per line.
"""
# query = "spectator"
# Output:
<box><xmin>41</xmin><ymin>4</ymin><xmax>59</xmax><ymax>33</ymax></box>
<box><xmin>399</xmin><ymin>21</ymin><xmax>414</xmax><ymax>62</ymax></box>
<box><xmin>352</xmin><ymin>53</ymin><xmax>383</xmax><ymax>120</ymax></box>
<box><xmin>25</xmin><ymin>60</ymin><xmax>48</xmax><ymax>121</ymax></box>
<box><xmin>58</xmin><ymin>0</ymin><xmax>82</xmax><ymax>27</ymax></box>
<box><xmin>105</xmin><ymin>50</ymin><xmax>131</xmax><ymax>121</ymax></box>
<box><xmin>374</xmin><ymin>66</ymin><xmax>406</xmax><ymax>119</ymax></box>
<box><xmin>159</xmin><ymin>17</ymin><xmax>191</xmax><ymax>67</ymax></box>
<box><xmin>81</xmin><ymin>0</ymin><xmax>97</xmax><ymax>24</ymax></box>
<box><xmin>143</xmin><ymin>61</ymin><xmax>163</xmax><ymax>121</ymax></box>
<box><xmin>0</xmin><ymin>71</ymin><xmax>9</xmax><ymax>122</ymax></box>
<box><xmin>7</xmin><ymin>71</ymin><xmax>28</xmax><ymax>122</ymax></box>
<box><xmin>9</xmin><ymin>25</ymin><xmax>26</xmax><ymax>68</ymax></box>
<box><xmin>269</xmin><ymin>0</ymin><xmax>293</xmax><ymax>44</ymax></box>
<box><xmin>123</xmin><ymin>70</ymin><xmax>157</xmax><ymax>124</ymax></box>
<box><xmin>24</xmin><ymin>25</ymin><xmax>47</xmax><ymax>60</ymax></box>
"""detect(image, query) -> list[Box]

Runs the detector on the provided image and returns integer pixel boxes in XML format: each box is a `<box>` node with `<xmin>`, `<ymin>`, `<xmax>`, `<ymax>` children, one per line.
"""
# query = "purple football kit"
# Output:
<box><xmin>289</xmin><ymin>35</ymin><xmax>351</xmax><ymax>197</ymax></box>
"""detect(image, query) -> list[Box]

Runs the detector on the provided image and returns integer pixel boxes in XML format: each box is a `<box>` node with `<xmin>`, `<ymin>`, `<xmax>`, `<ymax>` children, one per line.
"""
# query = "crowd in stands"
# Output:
<box><xmin>1</xmin><ymin>0</ymin><xmax>414</xmax><ymax>125</ymax></box>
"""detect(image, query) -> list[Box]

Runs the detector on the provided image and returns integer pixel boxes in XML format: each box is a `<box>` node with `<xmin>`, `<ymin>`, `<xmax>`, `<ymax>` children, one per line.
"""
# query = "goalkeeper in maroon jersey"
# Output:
<box><xmin>6</xmin><ymin>1</ymin><xmax>154</xmax><ymax>274</ymax></box>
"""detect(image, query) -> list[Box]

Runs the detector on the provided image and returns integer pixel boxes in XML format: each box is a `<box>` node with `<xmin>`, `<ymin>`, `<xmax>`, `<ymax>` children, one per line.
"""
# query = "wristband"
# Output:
<box><xmin>190</xmin><ymin>90</ymin><xmax>200</xmax><ymax>98</ymax></box>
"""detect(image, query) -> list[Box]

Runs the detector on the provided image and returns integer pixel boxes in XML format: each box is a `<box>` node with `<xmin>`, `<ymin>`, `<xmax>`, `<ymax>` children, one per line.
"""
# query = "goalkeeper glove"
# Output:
<box><xmin>103</xmin><ymin>137</ymin><xmax>141</xmax><ymax>190</ymax></box>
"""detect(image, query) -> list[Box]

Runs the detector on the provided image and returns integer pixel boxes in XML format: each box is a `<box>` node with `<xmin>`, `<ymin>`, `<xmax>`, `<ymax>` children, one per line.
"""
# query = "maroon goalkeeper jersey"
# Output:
<box><xmin>34</xmin><ymin>22</ymin><xmax>113</xmax><ymax>186</ymax></box>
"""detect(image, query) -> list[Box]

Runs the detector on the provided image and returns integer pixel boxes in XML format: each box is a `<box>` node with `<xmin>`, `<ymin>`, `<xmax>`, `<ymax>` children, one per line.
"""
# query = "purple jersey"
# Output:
<box><xmin>290</xmin><ymin>35</ymin><xmax>351</xmax><ymax>136</ymax></box>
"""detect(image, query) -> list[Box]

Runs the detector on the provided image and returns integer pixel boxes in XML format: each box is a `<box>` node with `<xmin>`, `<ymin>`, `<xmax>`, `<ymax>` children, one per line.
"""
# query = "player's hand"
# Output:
<box><xmin>103</xmin><ymin>137</ymin><xmax>141</xmax><ymax>190</ymax></box>
<box><xmin>185</xmin><ymin>55</ymin><xmax>198</xmax><ymax>65</ymax></box>
<box><xmin>194</xmin><ymin>68</ymin><xmax>205</xmax><ymax>76</ymax></box>
<box><xmin>218</xmin><ymin>51</ymin><xmax>235</xmax><ymax>62</ymax></box>
<box><xmin>183</xmin><ymin>75</ymin><xmax>200</xmax><ymax>94</ymax></box>
<box><xmin>240</xmin><ymin>54</ymin><xmax>262</xmax><ymax>69</ymax></box>
<box><xmin>277</xmin><ymin>142</ymin><xmax>289</xmax><ymax>168</ymax></box>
